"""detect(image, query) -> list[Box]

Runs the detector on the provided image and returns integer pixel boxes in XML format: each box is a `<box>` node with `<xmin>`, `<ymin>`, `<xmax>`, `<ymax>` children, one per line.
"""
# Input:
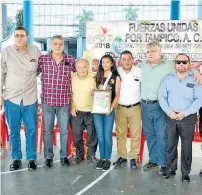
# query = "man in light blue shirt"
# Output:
<box><xmin>158</xmin><ymin>53</ymin><xmax>202</xmax><ymax>182</ymax></box>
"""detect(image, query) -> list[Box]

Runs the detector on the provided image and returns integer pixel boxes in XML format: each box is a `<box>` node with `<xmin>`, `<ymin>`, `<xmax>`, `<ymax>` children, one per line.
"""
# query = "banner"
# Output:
<box><xmin>86</xmin><ymin>20</ymin><xmax>202</xmax><ymax>71</ymax></box>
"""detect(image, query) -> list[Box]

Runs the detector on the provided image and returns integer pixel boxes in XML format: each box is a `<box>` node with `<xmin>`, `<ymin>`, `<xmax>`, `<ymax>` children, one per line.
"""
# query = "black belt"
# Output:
<box><xmin>141</xmin><ymin>99</ymin><xmax>158</xmax><ymax>104</ymax></box>
<box><xmin>119</xmin><ymin>102</ymin><xmax>140</xmax><ymax>108</ymax></box>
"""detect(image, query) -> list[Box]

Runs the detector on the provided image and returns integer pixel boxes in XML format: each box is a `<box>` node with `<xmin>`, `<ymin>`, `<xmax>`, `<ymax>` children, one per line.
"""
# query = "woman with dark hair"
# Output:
<box><xmin>93</xmin><ymin>54</ymin><xmax>121</xmax><ymax>171</ymax></box>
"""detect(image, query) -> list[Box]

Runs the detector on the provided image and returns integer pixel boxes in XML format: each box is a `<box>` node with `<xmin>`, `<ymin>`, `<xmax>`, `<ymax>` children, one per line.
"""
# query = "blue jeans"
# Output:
<box><xmin>93</xmin><ymin>110</ymin><xmax>115</xmax><ymax>160</ymax></box>
<box><xmin>4</xmin><ymin>100</ymin><xmax>38</xmax><ymax>160</ymax></box>
<box><xmin>42</xmin><ymin>102</ymin><xmax>70</xmax><ymax>159</ymax></box>
<box><xmin>141</xmin><ymin>102</ymin><xmax>167</xmax><ymax>166</ymax></box>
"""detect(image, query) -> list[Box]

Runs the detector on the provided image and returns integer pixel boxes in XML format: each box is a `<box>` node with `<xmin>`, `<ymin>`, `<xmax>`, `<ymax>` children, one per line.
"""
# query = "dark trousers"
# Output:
<box><xmin>70</xmin><ymin>111</ymin><xmax>97</xmax><ymax>158</ymax></box>
<box><xmin>165</xmin><ymin>114</ymin><xmax>197</xmax><ymax>175</ymax></box>
<box><xmin>199</xmin><ymin>107</ymin><xmax>202</xmax><ymax>135</ymax></box>
<box><xmin>199</xmin><ymin>107</ymin><xmax>202</xmax><ymax>124</ymax></box>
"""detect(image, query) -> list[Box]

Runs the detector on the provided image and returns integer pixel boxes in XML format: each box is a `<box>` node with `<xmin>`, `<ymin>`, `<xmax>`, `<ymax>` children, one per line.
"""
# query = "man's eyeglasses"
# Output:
<box><xmin>175</xmin><ymin>60</ymin><xmax>189</xmax><ymax>65</ymax></box>
<box><xmin>14</xmin><ymin>34</ymin><xmax>26</xmax><ymax>38</ymax></box>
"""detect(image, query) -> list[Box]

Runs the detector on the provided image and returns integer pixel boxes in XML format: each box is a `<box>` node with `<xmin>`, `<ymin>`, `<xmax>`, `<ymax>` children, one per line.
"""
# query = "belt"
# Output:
<box><xmin>119</xmin><ymin>102</ymin><xmax>140</xmax><ymax>108</ymax></box>
<box><xmin>141</xmin><ymin>99</ymin><xmax>158</xmax><ymax>104</ymax></box>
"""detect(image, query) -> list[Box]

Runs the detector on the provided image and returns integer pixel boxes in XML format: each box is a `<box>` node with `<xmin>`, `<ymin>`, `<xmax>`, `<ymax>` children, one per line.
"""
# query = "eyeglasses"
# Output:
<box><xmin>175</xmin><ymin>60</ymin><xmax>189</xmax><ymax>65</ymax></box>
<box><xmin>14</xmin><ymin>34</ymin><xmax>26</xmax><ymax>38</ymax></box>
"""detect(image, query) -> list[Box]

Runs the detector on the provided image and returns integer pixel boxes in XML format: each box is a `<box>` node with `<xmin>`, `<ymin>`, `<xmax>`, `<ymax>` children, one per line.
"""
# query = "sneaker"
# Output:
<box><xmin>162</xmin><ymin>170</ymin><xmax>176</xmax><ymax>179</ymax></box>
<box><xmin>96</xmin><ymin>159</ymin><xmax>105</xmax><ymax>169</ymax></box>
<box><xmin>182</xmin><ymin>174</ymin><xmax>190</xmax><ymax>182</ymax></box>
<box><xmin>28</xmin><ymin>160</ymin><xmax>37</xmax><ymax>171</ymax></box>
<box><xmin>87</xmin><ymin>155</ymin><xmax>98</xmax><ymax>163</ymax></box>
<box><xmin>102</xmin><ymin>160</ymin><xmax>111</xmax><ymax>171</ymax></box>
<box><xmin>143</xmin><ymin>161</ymin><xmax>158</xmax><ymax>171</ymax></box>
<box><xmin>130</xmin><ymin>159</ymin><xmax>137</xmax><ymax>169</ymax></box>
<box><xmin>44</xmin><ymin>159</ymin><xmax>53</xmax><ymax>168</ymax></box>
<box><xmin>73</xmin><ymin>156</ymin><xmax>84</xmax><ymax>164</ymax></box>
<box><xmin>159</xmin><ymin>166</ymin><xmax>166</xmax><ymax>175</ymax></box>
<box><xmin>10</xmin><ymin>160</ymin><xmax>22</xmax><ymax>171</ymax></box>
<box><xmin>60</xmin><ymin>157</ymin><xmax>70</xmax><ymax>166</ymax></box>
<box><xmin>113</xmin><ymin>157</ymin><xmax>127</xmax><ymax>166</ymax></box>
<box><xmin>200</xmin><ymin>169</ymin><xmax>202</xmax><ymax>177</ymax></box>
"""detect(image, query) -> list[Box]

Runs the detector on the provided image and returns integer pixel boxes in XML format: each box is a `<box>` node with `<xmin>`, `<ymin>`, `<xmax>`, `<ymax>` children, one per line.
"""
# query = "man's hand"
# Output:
<box><xmin>194</xmin><ymin>72</ymin><xmax>202</xmax><ymax>85</ymax></box>
<box><xmin>176</xmin><ymin>111</ymin><xmax>185</xmax><ymax>121</ymax></box>
<box><xmin>70</xmin><ymin>108</ymin><xmax>78</xmax><ymax>117</ymax></box>
<box><xmin>0</xmin><ymin>96</ymin><xmax>3</xmax><ymax>109</ymax></box>
<box><xmin>169</xmin><ymin>112</ymin><xmax>177</xmax><ymax>120</ymax></box>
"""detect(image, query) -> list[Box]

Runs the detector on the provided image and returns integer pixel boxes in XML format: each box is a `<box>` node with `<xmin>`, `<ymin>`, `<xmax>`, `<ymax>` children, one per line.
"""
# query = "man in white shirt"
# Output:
<box><xmin>113</xmin><ymin>50</ymin><xmax>142</xmax><ymax>169</ymax></box>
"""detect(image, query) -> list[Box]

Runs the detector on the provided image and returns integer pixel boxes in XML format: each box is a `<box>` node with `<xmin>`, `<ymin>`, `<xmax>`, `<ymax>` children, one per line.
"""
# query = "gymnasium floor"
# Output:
<box><xmin>1</xmin><ymin>136</ymin><xmax>202</xmax><ymax>195</ymax></box>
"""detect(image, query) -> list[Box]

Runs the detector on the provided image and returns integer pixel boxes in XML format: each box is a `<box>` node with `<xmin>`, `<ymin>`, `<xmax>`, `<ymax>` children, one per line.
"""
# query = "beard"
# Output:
<box><xmin>176</xmin><ymin>66</ymin><xmax>190</xmax><ymax>73</ymax></box>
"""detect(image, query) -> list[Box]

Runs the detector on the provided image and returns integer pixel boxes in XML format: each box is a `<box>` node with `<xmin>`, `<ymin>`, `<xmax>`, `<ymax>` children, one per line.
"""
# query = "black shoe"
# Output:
<box><xmin>130</xmin><ymin>159</ymin><xmax>137</xmax><ymax>169</ymax></box>
<box><xmin>73</xmin><ymin>156</ymin><xmax>84</xmax><ymax>164</ymax></box>
<box><xmin>182</xmin><ymin>174</ymin><xmax>190</xmax><ymax>182</ymax></box>
<box><xmin>96</xmin><ymin>159</ymin><xmax>105</xmax><ymax>169</ymax></box>
<box><xmin>200</xmin><ymin>169</ymin><xmax>202</xmax><ymax>177</ymax></box>
<box><xmin>113</xmin><ymin>157</ymin><xmax>127</xmax><ymax>166</ymax></box>
<box><xmin>87</xmin><ymin>155</ymin><xmax>98</xmax><ymax>163</ymax></box>
<box><xmin>60</xmin><ymin>157</ymin><xmax>70</xmax><ymax>166</ymax></box>
<box><xmin>44</xmin><ymin>159</ymin><xmax>53</xmax><ymax>168</ymax></box>
<box><xmin>162</xmin><ymin>170</ymin><xmax>176</xmax><ymax>179</ymax></box>
<box><xmin>28</xmin><ymin>160</ymin><xmax>37</xmax><ymax>171</ymax></box>
<box><xmin>102</xmin><ymin>160</ymin><xmax>111</xmax><ymax>171</ymax></box>
<box><xmin>10</xmin><ymin>160</ymin><xmax>22</xmax><ymax>171</ymax></box>
<box><xmin>143</xmin><ymin>161</ymin><xmax>158</xmax><ymax>171</ymax></box>
<box><xmin>159</xmin><ymin>166</ymin><xmax>166</xmax><ymax>175</ymax></box>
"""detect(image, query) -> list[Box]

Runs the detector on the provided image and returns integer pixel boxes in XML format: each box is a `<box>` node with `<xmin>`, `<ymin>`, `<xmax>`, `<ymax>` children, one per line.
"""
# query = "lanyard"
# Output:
<box><xmin>102</xmin><ymin>72</ymin><xmax>112</xmax><ymax>90</ymax></box>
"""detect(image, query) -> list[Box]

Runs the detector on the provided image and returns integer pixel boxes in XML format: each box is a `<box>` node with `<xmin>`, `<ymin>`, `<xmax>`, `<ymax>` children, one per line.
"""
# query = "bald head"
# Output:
<box><xmin>76</xmin><ymin>58</ymin><xmax>89</xmax><ymax>67</ymax></box>
<box><xmin>76</xmin><ymin>58</ymin><xmax>89</xmax><ymax>79</ymax></box>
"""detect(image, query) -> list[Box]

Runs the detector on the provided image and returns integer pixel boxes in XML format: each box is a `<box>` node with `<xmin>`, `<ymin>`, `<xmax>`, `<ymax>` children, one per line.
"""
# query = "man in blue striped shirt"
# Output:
<box><xmin>158</xmin><ymin>53</ymin><xmax>202</xmax><ymax>182</ymax></box>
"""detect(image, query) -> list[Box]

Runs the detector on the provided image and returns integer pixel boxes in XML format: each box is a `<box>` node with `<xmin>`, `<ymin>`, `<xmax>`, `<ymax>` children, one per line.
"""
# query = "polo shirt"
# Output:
<box><xmin>71</xmin><ymin>72</ymin><xmax>95</xmax><ymax>112</ymax></box>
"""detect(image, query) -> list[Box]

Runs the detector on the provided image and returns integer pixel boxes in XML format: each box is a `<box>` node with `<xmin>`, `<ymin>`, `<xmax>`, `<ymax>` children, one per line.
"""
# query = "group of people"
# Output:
<box><xmin>1</xmin><ymin>26</ymin><xmax>202</xmax><ymax>183</ymax></box>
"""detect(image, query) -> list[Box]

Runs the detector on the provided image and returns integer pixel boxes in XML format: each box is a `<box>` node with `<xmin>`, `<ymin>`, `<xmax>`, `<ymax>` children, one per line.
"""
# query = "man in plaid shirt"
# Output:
<box><xmin>38</xmin><ymin>35</ymin><xmax>75</xmax><ymax>167</ymax></box>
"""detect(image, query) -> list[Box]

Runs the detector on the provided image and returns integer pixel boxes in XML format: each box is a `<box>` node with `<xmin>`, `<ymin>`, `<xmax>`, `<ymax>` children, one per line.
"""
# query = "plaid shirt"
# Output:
<box><xmin>38</xmin><ymin>52</ymin><xmax>75</xmax><ymax>107</ymax></box>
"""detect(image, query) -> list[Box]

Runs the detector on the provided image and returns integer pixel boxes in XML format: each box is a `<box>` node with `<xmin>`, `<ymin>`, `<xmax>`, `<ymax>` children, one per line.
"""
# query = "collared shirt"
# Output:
<box><xmin>158</xmin><ymin>71</ymin><xmax>202</xmax><ymax>117</ymax></box>
<box><xmin>1</xmin><ymin>44</ymin><xmax>41</xmax><ymax>105</ymax></box>
<box><xmin>138</xmin><ymin>58</ymin><xmax>175</xmax><ymax>101</ymax></box>
<box><xmin>118</xmin><ymin>66</ymin><xmax>141</xmax><ymax>105</ymax></box>
<box><xmin>71</xmin><ymin>72</ymin><xmax>95</xmax><ymax>112</ymax></box>
<box><xmin>38</xmin><ymin>52</ymin><xmax>75</xmax><ymax>107</ymax></box>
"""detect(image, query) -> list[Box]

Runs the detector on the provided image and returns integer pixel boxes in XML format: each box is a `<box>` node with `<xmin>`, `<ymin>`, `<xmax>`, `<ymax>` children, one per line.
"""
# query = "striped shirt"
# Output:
<box><xmin>38</xmin><ymin>52</ymin><xmax>75</xmax><ymax>107</ymax></box>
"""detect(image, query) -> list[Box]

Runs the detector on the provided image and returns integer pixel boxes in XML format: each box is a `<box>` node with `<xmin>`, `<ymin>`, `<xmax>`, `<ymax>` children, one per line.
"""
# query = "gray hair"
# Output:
<box><xmin>75</xmin><ymin>58</ymin><xmax>89</xmax><ymax>67</ymax></box>
<box><xmin>146</xmin><ymin>40</ymin><xmax>162</xmax><ymax>48</ymax></box>
<box><xmin>52</xmin><ymin>35</ymin><xmax>64</xmax><ymax>42</ymax></box>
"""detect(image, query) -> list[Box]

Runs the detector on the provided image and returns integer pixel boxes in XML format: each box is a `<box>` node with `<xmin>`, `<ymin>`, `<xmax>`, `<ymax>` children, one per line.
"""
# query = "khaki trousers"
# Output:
<box><xmin>115</xmin><ymin>104</ymin><xmax>142</xmax><ymax>159</ymax></box>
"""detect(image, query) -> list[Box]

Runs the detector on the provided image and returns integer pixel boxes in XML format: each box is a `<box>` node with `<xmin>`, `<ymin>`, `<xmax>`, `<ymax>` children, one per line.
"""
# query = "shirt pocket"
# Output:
<box><xmin>183</xmin><ymin>86</ymin><xmax>194</xmax><ymax>101</ymax></box>
<box><xmin>27</xmin><ymin>61</ymin><xmax>38</xmax><ymax>73</ymax></box>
